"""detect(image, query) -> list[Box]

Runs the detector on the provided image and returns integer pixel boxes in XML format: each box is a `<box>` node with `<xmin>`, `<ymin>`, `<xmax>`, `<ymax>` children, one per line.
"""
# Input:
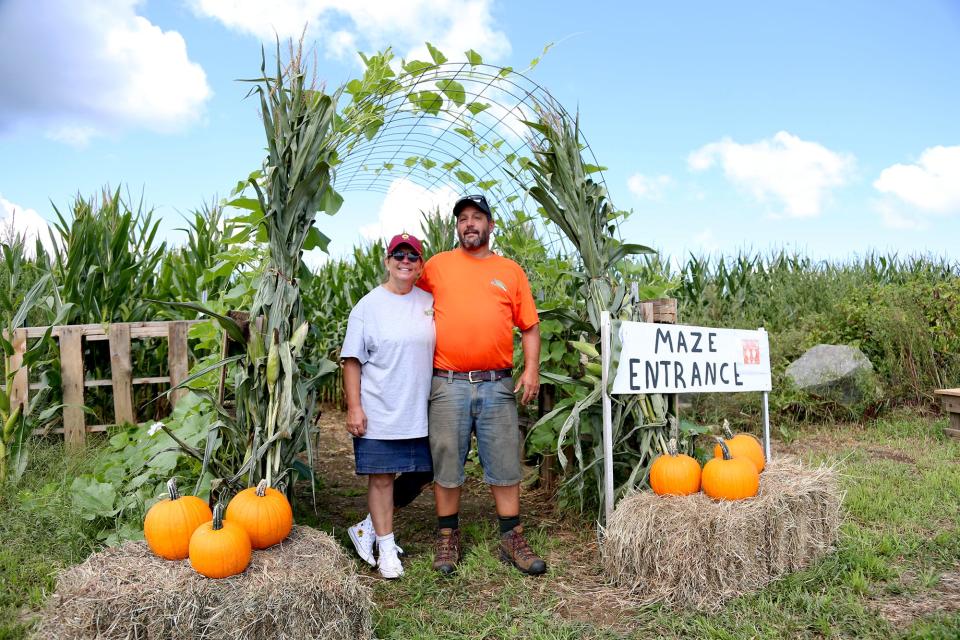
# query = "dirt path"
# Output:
<box><xmin>308</xmin><ymin>407</ymin><xmax>565</xmax><ymax>555</ymax></box>
<box><xmin>307</xmin><ymin>407</ymin><xmax>643</xmax><ymax>630</ymax></box>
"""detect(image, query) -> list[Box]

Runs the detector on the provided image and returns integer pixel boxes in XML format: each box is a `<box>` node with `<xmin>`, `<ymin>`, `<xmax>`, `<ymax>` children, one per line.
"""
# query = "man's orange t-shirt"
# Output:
<box><xmin>418</xmin><ymin>250</ymin><xmax>539</xmax><ymax>372</ymax></box>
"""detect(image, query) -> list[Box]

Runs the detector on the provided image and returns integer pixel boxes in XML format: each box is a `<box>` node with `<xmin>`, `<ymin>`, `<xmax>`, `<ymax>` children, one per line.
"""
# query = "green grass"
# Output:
<box><xmin>2</xmin><ymin>413</ymin><xmax>958</xmax><ymax>639</ymax></box>
<box><xmin>0</xmin><ymin>444</ymin><xmax>104</xmax><ymax>639</ymax></box>
<box><xmin>368</xmin><ymin>412</ymin><xmax>960</xmax><ymax>639</ymax></box>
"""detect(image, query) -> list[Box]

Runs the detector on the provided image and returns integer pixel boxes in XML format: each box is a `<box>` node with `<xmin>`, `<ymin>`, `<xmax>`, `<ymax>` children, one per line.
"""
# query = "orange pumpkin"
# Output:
<box><xmin>143</xmin><ymin>478</ymin><xmax>213</xmax><ymax>560</ymax></box>
<box><xmin>650</xmin><ymin>437</ymin><xmax>701</xmax><ymax>496</ymax></box>
<box><xmin>712</xmin><ymin>420</ymin><xmax>765</xmax><ymax>473</ymax></box>
<box><xmin>225</xmin><ymin>479</ymin><xmax>293</xmax><ymax>549</ymax></box>
<box><xmin>189</xmin><ymin>503</ymin><xmax>252</xmax><ymax>579</ymax></box>
<box><xmin>702</xmin><ymin>437</ymin><xmax>760</xmax><ymax>501</ymax></box>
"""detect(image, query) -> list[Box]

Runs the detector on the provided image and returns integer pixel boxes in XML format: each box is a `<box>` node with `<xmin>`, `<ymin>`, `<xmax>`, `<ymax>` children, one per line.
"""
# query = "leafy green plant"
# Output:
<box><xmin>68</xmin><ymin>391</ymin><xmax>215</xmax><ymax>545</ymax></box>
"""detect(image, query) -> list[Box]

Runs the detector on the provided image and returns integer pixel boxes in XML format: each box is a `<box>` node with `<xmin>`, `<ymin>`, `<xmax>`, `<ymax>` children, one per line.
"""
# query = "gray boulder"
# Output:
<box><xmin>785</xmin><ymin>344</ymin><xmax>879</xmax><ymax>408</ymax></box>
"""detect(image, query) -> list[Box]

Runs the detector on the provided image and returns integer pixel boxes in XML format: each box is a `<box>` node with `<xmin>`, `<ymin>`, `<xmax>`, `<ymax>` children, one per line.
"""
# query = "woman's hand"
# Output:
<box><xmin>346</xmin><ymin>405</ymin><xmax>367</xmax><ymax>437</ymax></box>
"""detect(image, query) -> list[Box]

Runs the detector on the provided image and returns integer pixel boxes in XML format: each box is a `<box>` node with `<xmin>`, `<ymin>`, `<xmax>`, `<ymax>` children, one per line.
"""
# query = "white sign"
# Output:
<box><xmin>611</xmin><ymin>322</ymin><xmax>771</xmax><ymax>394</ymax></box>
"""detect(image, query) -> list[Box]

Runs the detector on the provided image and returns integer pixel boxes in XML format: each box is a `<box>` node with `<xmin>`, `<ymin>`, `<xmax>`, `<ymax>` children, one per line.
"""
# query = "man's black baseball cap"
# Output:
<box><xmin>452</xmin><ymin>194</ymin><xmax>492</xmax><ymax>218</ymax></box>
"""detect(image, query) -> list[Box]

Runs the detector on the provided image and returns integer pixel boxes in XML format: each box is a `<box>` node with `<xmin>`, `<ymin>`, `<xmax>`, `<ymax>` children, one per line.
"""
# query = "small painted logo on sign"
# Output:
<box><xmin>742</xmin><ymin>339</ymin><xmax>760</xmax><ymax>365</ymax></box>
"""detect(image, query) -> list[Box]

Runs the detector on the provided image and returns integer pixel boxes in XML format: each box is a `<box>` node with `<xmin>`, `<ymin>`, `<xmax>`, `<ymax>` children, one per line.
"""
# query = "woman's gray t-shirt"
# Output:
<box><xmin>341</xmin><ymin>285</ymin><xmax>435</xmax><ymax>439</ymax></box>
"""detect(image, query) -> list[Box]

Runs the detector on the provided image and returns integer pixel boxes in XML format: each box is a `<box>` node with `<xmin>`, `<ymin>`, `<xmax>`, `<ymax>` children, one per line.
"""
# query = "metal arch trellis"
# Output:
<box><xmin>332</xmin><ymin>61</ymin><xmax>619</xmax><ymax>256</ymax></box>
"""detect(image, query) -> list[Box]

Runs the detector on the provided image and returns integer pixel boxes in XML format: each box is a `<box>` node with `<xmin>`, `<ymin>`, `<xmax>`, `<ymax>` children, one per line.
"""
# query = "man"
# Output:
<box><xmin>417</xmin><ymin>193</ymin><xmax>546</xmax><ymax>576</ymax></box>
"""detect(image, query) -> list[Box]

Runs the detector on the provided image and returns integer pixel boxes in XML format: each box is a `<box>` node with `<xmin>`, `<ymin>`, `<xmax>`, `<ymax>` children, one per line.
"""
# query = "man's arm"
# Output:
<box><xmin>514</xmin><ymin>323</ymin><xmax>540</xmax><ymax>405</ymax></box>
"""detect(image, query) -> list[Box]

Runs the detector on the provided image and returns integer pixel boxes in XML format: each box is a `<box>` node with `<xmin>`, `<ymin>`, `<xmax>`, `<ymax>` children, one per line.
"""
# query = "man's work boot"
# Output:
<box><xmin>499</xmin><ymin>525</ymin><xmax>547</xmax><ymax>576</ymax></box>
<box><xmin>432</xmin><ymin>527</ymin><xmax>461</xmax><ymax>575</ymax></box>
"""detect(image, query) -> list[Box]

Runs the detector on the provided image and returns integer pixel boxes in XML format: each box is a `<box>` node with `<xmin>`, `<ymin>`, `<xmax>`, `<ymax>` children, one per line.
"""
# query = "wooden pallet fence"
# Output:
<box><xmin>5</xmin><ymin>321</ymin><xmax>200</xmax><ymax>449</ymax></box>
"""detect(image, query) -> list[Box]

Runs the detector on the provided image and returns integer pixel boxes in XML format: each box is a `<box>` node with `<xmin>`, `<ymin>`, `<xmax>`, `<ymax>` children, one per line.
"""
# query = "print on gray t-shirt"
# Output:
<box><xmin>341</xmin><ymin>286</ymin><xmax>435</xmax><ymax>440</ymax></box>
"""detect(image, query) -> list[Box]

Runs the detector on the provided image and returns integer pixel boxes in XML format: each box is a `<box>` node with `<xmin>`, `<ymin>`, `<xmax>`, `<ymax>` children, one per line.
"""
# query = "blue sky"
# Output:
<box><xmin>1</xmin><ymin>0</ymin><xmax>958</xmax><ymax>265</ymax></box>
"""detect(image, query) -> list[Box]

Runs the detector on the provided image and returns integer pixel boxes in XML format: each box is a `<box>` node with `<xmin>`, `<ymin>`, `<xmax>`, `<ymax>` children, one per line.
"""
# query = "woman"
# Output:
<box><xmin>340</xmin><ymin>233</ymin><xmax>434</xmax><ymax>578</ymax></box>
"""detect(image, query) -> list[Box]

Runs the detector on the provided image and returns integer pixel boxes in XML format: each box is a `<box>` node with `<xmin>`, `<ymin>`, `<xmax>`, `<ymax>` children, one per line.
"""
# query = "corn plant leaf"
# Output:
<box><xmin>226</xmin><ymin>197</ymin><xmax>262</xmax><ymax>212</ymax></box>
<box><xmin>11</xmin><ymin>273</ymin><xmax>50</xmax><ymax>330</ymax></box>
<box><xmin>303</xmin><ymin>226</ymin><xmax>331</xmax><ymax>252</ymax></box>
<box><xmin>165</xmin><ymin>354</ymin><xmax>246</xmax><ymax>399</ymax></box>
<box><xmin>608</xmin><ymin>242</ymin><xmax>657</xmax><ymax>265</ymax></box>
<box><xmin>318</xmin><ymin>187</ymin><xmax>343</xmax><ymax>215</ymax></box>
<box><xmin>145</xmin><ymin>299</ymin><xmax>245</xmax><ymax>343</ymax></box>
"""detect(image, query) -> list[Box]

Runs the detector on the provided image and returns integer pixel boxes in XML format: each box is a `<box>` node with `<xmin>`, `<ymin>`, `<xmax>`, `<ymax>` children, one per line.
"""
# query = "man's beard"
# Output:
<box><xmin>458</xmin><ymin>227</ymin><xmax>490</xmax><ymax>249</ymax></box>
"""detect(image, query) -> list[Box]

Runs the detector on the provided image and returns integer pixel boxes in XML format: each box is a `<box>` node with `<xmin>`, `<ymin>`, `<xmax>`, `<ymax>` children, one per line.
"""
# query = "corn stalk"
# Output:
<box><xmin>521</xmin><ymin>104</ymin><xmax>671</xmax><ymax>516</ymax></box>
<box><xmin>158</xmin><ymin>44</ymin><xmax>344</xmax><ymax>498</ymax></box>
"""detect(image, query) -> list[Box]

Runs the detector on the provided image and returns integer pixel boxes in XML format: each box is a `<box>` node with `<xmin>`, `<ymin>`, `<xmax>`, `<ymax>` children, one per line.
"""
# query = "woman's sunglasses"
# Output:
<box><xmin>389</xmin><ymin>250</ymin><xmax>421</xmax><ymax>262</ymax></box>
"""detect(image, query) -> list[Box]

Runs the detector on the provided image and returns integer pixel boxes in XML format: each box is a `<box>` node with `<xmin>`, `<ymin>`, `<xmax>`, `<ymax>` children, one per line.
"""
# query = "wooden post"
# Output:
<box><xmin>59</xmin><ymin>327</ymin><xmax>85</xmax><ymax>449</ymax></box>
<box><xmin>108</xmin><ymin>323</ymin><xmax>135</xmax><ymax>425</ymax></box>
<box><xmin>8</xmin><ymin>328</ymin><xmax>29</xmax><ymax>410</ymax></box>
<box><xmin>168</xmin><ymin>321</ymin><xmax>190</xmax><ymax>408</ymax></box>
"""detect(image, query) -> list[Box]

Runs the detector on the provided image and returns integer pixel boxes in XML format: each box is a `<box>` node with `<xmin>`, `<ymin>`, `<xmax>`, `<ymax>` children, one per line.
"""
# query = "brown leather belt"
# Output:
<box><xmin>433</xmin><ymin>368</ymin><xmax>513</xmax><ymax>383</ymax></box>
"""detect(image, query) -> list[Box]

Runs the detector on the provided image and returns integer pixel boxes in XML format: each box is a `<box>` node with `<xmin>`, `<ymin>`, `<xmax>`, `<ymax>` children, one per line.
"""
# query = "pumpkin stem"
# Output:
<box><xmin>667</xmin><ymin>437</ymin><xmax>678</xmax><ymax>456</ymax></box>
<box><xmin>167</xmin><ymin>478</ymin><xmax>180</xmax><ymax>501</ymax></box>
<box><xmin>713</xmin><ymin>436</ymin><xmax>732</xmax><ymax>460</ymax></box>
<box><xmin>256</xmin><ymin>479</ymin><xmax>268</xmax><ymax>497</ymax></box>
<box><xmin>721</xmin><ymin>419</ymin><xmax>734</xmax><ymax>439</ymax></box>
<box><xmin>667</xmin><ymin>414</ymin><xmax>679</xmax><ymax>442</ymax></box>
<box><xmin>212</xmin><ymin>503</ymin><xmax>225</xmax><ymax>530</ymax></box>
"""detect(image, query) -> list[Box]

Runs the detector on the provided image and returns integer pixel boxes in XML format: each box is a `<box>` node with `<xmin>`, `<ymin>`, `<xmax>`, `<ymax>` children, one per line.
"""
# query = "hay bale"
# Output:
<box><xmin>34</xmin><ymin>525</ymin><xmax>373</xmax><ymax>639</ymax></box>
<box><xmin>600</xmin><ymin>456</ymin><xmax>842</xmax><ymax>611</ymax></box>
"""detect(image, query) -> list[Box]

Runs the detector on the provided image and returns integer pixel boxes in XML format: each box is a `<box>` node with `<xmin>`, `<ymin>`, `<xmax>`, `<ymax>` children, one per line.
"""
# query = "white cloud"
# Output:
<box><xmin>688</xmin><ymin>131</ymin><xmax>854</xmax><ymax>218</ymax></box>
<box><xmin>0</xmin><ymin>0</ymin><xmax>211</xmax><ymax>143</ymax></box>
<box><xmin>191</xmin><ymin>0</ymin><xmax>510</xmax><ymax>62</ymax></box>
<box><xmin>875</xmin><ymin>201</ymin><xmax>928</xmax><ymax>231</ymax></box>
<box><xmin>627</xmin><ymin>173</ymin><xmax>672</xmax><ymax>200</ymax></box>
<box><xmin>0</xmin><ymin>195</ymin><xmax>56</xmax><ymax>255</ymax></box>
<box><xmin>873</xmin><ymin>145</ymin><xmax>960</xmax><ymax>216</ymax></box>
<box><xmin>358</xmin><ymin>178</ymin><xmax>459</xmax><ymax>242</ymax></box>
<box><xmin>691</xmin><ymin>228</ymin><xmax>719</xmax><ymax>253</ymax></box>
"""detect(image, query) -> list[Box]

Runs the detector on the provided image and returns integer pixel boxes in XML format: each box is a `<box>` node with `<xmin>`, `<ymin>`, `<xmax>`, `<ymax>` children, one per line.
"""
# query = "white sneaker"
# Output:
<box><xmin>377</xmin><ymin>546</ymin><xmax>404</xmax><ymax>579</ymax></box>
<box><xmin>347</xmin><ymin>515</ymin><xmax>376</xmax><ymax>567</ymax></box>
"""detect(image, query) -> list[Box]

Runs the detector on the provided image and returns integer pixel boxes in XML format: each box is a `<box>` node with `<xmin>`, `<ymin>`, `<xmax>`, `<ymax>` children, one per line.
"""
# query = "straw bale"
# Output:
<box><xmin>34</xmin><ymin>525</ymin><xmax>373</xmax><ymax>640</ymax></box>
<box><xmin>600</xmin><ymin>456</ymin><xmax>842</xmax><ymax>611</ymax></box>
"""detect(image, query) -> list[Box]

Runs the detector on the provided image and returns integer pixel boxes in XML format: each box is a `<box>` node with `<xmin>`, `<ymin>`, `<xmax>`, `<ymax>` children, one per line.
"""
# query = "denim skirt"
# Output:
<box><xmin>353</xmin><ymin>436</ymin><xmax>433</xmax><ymax>475</ymax></box>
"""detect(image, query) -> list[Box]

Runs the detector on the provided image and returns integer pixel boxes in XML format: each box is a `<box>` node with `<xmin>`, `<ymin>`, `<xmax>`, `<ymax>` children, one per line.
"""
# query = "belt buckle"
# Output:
<box><xmin>467</xmin><ymin>370</ymin><xmax>483</xmax><ymax>383</ymax></box>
